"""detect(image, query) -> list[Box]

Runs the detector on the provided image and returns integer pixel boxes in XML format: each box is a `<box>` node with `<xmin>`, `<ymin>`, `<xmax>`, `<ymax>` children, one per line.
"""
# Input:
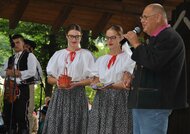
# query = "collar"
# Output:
<box><xmin>151</xmin><ymin>24</ymin><xmax>170</xmax><ymax>37</ymax></box>
<box><xmin>66</xmin><ymin>48</ymin><xmax>81</xmax><ymax>52</ymax></box>
<box><xmin>14</xmin><ymin>51</ymin><xmax>23</xmax><ymax>57</ymax></box>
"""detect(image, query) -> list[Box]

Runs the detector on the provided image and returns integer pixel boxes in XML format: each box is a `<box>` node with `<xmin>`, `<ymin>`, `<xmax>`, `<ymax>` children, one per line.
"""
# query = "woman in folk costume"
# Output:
<box><xmin>87</xmin><ymin>25</ymin><xmax>135</xmax><ymax>134</ymax></box>
<box><xmin>42</xmin><ymin>24</ymin><xmax>95</xmax><ymax>134</ymax></box>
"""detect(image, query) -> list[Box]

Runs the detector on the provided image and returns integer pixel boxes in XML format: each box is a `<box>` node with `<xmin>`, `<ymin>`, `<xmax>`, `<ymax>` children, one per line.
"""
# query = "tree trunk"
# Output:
<box><xmin>44</xmin><ymin>34</ymin><xmax>58</xmax><ymax>97</ymax></box>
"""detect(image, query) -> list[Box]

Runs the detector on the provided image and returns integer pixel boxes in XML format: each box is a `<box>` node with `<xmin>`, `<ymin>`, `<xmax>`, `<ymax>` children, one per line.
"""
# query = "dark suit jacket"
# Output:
<box><xmin>129</xmin><ymin>27</ymin><xmax>189</xmax><ymax>109</ymax></box>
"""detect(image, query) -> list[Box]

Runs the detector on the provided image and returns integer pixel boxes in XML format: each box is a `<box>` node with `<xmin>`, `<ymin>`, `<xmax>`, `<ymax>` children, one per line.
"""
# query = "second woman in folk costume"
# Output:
<box><xmin>87</xmin><ymin>25</ymin><xmax>135</xmax><ymax>134</ymax></box>
<box><xmin>42</xmin><ymin>24</ymin><xmax>95</xmax><ymax>134</ymax></box>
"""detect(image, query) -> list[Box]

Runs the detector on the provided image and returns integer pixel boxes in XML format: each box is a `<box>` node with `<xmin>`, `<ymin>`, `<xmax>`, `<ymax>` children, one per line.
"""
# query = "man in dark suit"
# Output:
<box><xmin>124</xmin><ymin>3</ymin><xmax>189</xmax><ymax>134</ymax></box>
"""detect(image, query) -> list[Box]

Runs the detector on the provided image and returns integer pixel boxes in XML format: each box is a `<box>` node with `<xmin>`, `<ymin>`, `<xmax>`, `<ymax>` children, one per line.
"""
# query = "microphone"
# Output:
<box><xmin>120</xmin><ymin>27</ymin><xmax>141</xmax><ymax>46</ymax></box>
<box><xmin>133</xmin><ymin>26</ymin><xmax>141</xmax><ymax>34</ymax></box>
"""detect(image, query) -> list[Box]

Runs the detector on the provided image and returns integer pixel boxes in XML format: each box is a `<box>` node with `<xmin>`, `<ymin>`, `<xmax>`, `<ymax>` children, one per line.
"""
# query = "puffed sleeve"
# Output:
<box><xmin>46</xmin><ymin>51</ymin><xmax>60</xmax><ymax>78</ymax></box>
<box><xmin>122</xmin><ymin>42</ymin><xmax>132</xmax><ymax>56</ymax></box>
<box><xmin>91</xmin><ymin>56</ymin><xmax>103</xmax><ymax>77</ymax></box>
<box><xmin>81</xmin><ymin>50</ymin><xmax>96</xmax><ymax>78</ymax></box>
<box><xmin>123</xmin><ymin>52</ymin><xmax>136</xmax><ymax>74</ymax></box>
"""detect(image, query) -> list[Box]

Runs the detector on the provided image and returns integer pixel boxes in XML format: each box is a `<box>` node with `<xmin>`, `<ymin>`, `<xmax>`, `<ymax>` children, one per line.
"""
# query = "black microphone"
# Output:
<box><xmin>120</xmin><ymin>27</ymin><xmax>141</xmax><ymax>46</ymax></box>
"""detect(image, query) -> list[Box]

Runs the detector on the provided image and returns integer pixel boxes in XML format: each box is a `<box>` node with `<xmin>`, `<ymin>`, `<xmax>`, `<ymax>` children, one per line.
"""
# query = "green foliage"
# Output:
<box><xmin>34</xmin><ymin>84</ymin><xmax>45</xmax><ymax>109</ymax></box>
<box><xmin>0</xmin><ymin>77</ymin><xmax>4</xmax><ymax>112</ymax></box>
<box><xmin>0</xmin><ymin>88</ymin><xmax>3</xmax><ymax>112</ymax></box>
<box><xmin>85</xmin><ymin>86</ymin><xmax>96</xmax><ymax>104</ymax></box>
<box><xmin>0</xmin><ymin>33</ymin><xmax>12</xmax><ymax>67</ymax></box>
<box><xmin>92</xmin><ymin>36</ymin><xmax>109</xmax><ymax>58</ymax></box>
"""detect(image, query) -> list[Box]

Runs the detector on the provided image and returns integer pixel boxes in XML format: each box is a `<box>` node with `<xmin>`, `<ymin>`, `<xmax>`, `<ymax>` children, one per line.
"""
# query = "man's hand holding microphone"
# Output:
<box><xmin>121</xmin><ymin>27</ymin><xmax>141</xmax><ymax>48</ymax></box>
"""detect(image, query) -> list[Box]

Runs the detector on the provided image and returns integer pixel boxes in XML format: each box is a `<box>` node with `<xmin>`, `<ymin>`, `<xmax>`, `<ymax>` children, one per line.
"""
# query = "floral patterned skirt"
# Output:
<box><xmin>42</xmin><ymin>86</ymin><xmax>88</xmax><ymax>134</ymax></box>
<box><xmin>87</xmin><ymin>89</ymin><xmax>133</xmax><ymax>134</ymax></box>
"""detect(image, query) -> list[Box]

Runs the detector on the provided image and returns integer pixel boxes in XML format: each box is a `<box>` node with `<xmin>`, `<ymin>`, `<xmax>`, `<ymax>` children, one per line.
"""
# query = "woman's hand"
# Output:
<box><xmin>110</xmin><ymin>72</ymin><xmax>133</xmax><ymax>90</ymax></box>
<box><xmin>90</xmin><ymin>76</ymin><xmax>106</xmax><ymax>90</ymax></box>
<box><xmin>90</xmin><ymin>76</ymin><xmax>100</xmax><ymax>85</ymax></box>
<box><xmin>64</xmin><ymin>81</ymin><xmax>80</xmax><ymax>90</ymax></box>
<box><xmin>122</xmin><ymin>71</ymin><xmax>133</xmax><ymax>88</ymax></box>
<box><xmin>47</xmin><ymin>76</ymin><xmax>57</xmax><ymax>85</ymax></box>
<box><xmin>111</xmin><ymin>81</ymin><xmax>129</xmax><ymax>90</ymax></box>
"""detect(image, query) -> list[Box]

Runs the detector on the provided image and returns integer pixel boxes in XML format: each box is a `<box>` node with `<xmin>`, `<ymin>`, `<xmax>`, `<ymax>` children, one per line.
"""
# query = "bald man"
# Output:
<box><xmin>124</xmin><ymin>3</ymin><xmax>188</xmax><ymax>134</ymax></box>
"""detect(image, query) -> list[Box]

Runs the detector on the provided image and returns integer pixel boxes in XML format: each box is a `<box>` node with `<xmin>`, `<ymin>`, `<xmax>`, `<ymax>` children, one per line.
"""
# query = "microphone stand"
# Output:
<box><xmin>36</xmin><ymin>68</ymin><xmax>44</xmax><ymax>124</ymax></box>
<box><xmin>7</xmin><ymin>34</ymin><xmax>16</xmax><ymax>134</ymax></box>
<box><xmin>9</xmin><ymin>52</ymin><xmax>17</xmax><ymax>134</ymax></box>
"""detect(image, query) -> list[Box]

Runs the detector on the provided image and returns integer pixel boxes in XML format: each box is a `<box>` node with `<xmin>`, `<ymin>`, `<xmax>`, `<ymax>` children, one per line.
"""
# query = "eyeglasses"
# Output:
<box><xmin>140</xmin><ymin>14</ymin><xmax>157</xmax><ymax>21</ymax></box>
<box><xmin>67</xmin><ymin>35</ymin><xmax>82</xmax><ymax>40</ymax></box>
<box><xmin>105</xmin><ymin>36</ymin><xmax>117</xmax><ymax>41</ymax></box>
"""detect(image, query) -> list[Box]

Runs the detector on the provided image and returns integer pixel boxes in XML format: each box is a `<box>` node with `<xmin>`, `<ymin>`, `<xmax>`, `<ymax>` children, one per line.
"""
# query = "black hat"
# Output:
<box><xmin>40</xmin><ymin>106</ymin><xmax>48</xmax><ymax>115</ymax></box>
<box><xmin>24</xmin><ymin>39</ymin><xmax>36</xmax><ymax>49</ymax></box>
<box><xmin>12</xmin><ymin>34</ymin><xmax>24</xmax><ymax>40</ymax></box>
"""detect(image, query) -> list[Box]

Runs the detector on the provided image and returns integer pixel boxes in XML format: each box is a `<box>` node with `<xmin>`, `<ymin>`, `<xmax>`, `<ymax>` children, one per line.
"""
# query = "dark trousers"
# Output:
<box><xmin>3</xmin><ymin>85</ymin><xmax>29</xmax><ymax>134</ymax></box>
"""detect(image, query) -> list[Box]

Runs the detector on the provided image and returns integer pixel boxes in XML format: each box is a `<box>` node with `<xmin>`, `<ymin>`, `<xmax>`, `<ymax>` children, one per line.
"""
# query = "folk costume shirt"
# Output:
<box><xmin>2</xmin><ymin>51</ymin><xmax>37</xmax><ymax>84</ymax></box>
<box><xmin>92</xmin><ymin>52</ymin><xmax>135</xmax><ymax>85</ymax></box>
<box><xmin>46</xmin><ymin>49</ymin><xmax>95</xmax><ymax>81</ymax></box>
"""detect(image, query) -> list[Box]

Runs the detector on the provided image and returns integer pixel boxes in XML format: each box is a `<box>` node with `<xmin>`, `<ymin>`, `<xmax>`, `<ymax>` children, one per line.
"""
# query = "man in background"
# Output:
<box><xmin>24</xmin><ymin>39</ymin><xmax>43</xmax><ymax>134</ymax></box>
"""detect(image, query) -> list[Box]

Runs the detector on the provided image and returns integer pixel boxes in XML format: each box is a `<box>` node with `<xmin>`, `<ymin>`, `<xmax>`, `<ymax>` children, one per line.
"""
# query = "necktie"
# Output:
<box><xmin>107</xmin><ymin>55</ymin><xmax>117</xmax><ymax>69</ymax></box>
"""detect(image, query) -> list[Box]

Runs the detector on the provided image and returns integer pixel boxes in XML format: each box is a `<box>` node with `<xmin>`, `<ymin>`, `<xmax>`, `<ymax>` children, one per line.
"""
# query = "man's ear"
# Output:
<box><xmin>156</xmin><ymin>13</ymin><xmax>162</xmax><ymax>23</ymax></box>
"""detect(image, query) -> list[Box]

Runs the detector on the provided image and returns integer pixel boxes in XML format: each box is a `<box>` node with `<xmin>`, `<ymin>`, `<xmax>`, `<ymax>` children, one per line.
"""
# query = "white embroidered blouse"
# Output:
<box><xmin>46</xmin><ymin>49</ymin><xmax>95</xmax><ymax>81</ymax></box>
<box><xmin>92</xmin><ymin>51</ymin><xmax>135</xmax><ymax>85</ymax></box>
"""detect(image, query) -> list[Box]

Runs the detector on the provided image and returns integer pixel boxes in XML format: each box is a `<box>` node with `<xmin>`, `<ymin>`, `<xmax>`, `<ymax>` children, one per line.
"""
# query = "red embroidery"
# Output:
<box><xmin>70</xmin><ymin>51</ymin><xmax>76</xmax><ymax>62</ymax></box>
<box><xmin>107</xmin><ymin>55</ymin><xmax>117</xmax><ymax>69</ymax></box>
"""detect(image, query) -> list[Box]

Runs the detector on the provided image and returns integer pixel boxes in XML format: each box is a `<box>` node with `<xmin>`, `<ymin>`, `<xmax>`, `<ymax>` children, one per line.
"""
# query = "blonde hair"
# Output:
<box><xmin>107</xmin><ymin>25</ymin><xmax>123</xmax><ymax>36</ymax></box>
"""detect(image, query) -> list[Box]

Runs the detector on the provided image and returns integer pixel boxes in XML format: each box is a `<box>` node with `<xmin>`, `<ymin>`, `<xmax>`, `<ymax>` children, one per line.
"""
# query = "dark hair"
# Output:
<box><xmin>65</xmin><ymin>24</ymin><xmax>82</xmax><ymax>35</ymax></box>
<box><xmin>107</xmin><ymin>25</ymin><xmax>123</xmax><ymax>36</ymax></box>
<box><xmin>12</xmin><ymin>34</ymin><xmax>24</xmax><ymax>40</ymax></box>
<box><xmin>24</xmin><ymin>39</ymin><xmax>37</xmax><ymax>49</ymax></box>
<box><xmin>47</xmin><ymin>100</ymin><xmax>50</xmax><ymax>106</ymax></box>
